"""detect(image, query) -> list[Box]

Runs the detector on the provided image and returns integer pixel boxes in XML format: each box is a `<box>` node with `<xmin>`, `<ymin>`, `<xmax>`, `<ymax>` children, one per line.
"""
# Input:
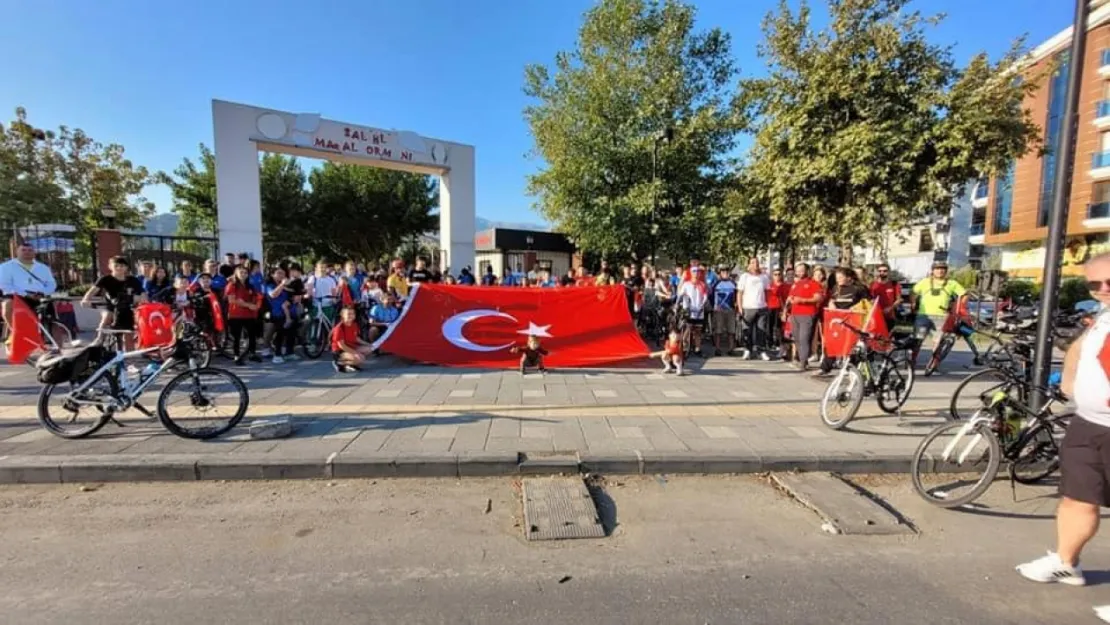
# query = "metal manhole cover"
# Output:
<box><xmin>522</xmin><ymin>477</ymin><xmax>605</xmax><ymax>541</ymax></box>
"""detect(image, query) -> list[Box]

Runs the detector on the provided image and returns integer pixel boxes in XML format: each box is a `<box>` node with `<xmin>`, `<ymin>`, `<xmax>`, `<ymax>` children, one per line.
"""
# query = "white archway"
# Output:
<box><xmin>211</xmin><ymin>99</ymin><xmax>475</xmax><ymax>271</ymax></box>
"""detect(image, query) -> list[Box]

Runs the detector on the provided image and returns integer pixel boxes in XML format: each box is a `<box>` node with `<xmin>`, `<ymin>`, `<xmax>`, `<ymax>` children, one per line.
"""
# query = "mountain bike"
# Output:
<box><xmin>947</xmin><ymin>332</ymin><xmax>1064</xmax><ymax>421</ymax></box>
<box><xmin>302</xmin><ymin>296</ymin><xmax>338</xmax><ymax>359</ymax></box>
<box><xmin>910</xmin><ymin>378</ymin><xmax>1070</xmax><ymax>509</ymax></box>
<box><xmin>34</xmin><ymin>323</ymin><xmax>249</xmax><ymax>440</ymax></box>
<box><xmin>819</xmin><ymin>319</ymin><xmax>920</xmax><ymax>430</ymax></box>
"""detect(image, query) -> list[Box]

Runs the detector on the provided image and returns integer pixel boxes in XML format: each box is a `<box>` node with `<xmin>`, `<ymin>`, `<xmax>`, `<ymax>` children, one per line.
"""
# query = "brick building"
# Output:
<box><xmin>984</xmin><ymin>1</ymin><xmax>1110</xmax><ymax>279</ymax></box>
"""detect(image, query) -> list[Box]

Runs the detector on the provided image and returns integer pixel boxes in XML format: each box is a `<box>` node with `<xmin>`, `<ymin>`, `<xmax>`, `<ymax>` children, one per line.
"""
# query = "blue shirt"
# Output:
<box><xmin>480</xmin><ymin>273</ymin><xmax>497</xmax><ymax>286</ymax></box>
<box><xmin>502</xmin><ymin>274</ymin><xmax>518</xmax><ymax>287</ymax></box>
<box><xmin>370</xmin><ymin>304</ymin><xmax>400</xmax><ymax>324</ymax></box>
<box><xmin>712</xmin><ymin>279</ymin><xmax>737</xmax><ymax>310</ymax></box>
<box><xmin>265</xmin><ymin>281</ymin><xmax>289</xmax><ymax>318</ymax></box>
<box><xmin>706</xmin><ymin>271</ymin><xmax>719</xmax><ymax>289</ymax></box>
<box><xmin>248</xmin><ymin>273</ymin><xmax>265</xmax><ymax>293</ymax></box>
<box><xmin>343</xmin><ymin>274</ymin><xmax>364</xmax><ymax>300</ymax></box>
<box><xmin>459</xmin><ymin>273</ymin><xmax>476</xmax><ymax>285</ymax></box>
<box><xmin>209</xmin><ymin>274</ymin><xmax>227</xmax><ymax>292</ymax></box>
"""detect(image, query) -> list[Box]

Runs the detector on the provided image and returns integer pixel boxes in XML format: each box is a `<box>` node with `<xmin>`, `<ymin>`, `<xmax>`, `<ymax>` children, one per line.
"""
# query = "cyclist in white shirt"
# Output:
<box><xmin>678</xmin><ymin>265</ymin><xmax>709</xmax><ymax>358</ymax></box>
<box><xmin>737</xmin><ymin>257</ymin><xmax>771</xmax><ymax>360</ymax></box>
<box><xmin>0</xmin><ymin>241</ymin><xmax>58</xmax><ymax>336</ymax></box>
<box><xmin>305</xmin><ymin>261</ymin><xmax>339</xmax><ymax>319</ymax></box>
<box><xmin>1016</xmin><ymin>252</ymin><xmax>1110</xmax><ymax>622</ymax></box>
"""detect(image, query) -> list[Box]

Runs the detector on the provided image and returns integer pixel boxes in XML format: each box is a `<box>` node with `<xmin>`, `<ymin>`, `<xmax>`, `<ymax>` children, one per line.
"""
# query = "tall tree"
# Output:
<box><xmin>305</xmin><ymin>163</ymin><xmax>437</xmax><ymax>263</ymax></box>
<box><xmin>0</xmin><ymin>107</ymin><xmax>72</xmax><ymax>228</ymax></box>
<box><xmin>524</xmin><ymin>0</ymin><xmax>746</xmax><ymax>262</ymax></box>
<box><xmin>51</xmin><ymin>123</ymin><xmax>154</xmax><ymax>231</ymax></box>
<box><xmin>259</xmin><ymin>154</ymin><xmax>310</xmax><ymax>260</ymax></box>
<box><xmin>156</xmin><ymin>143</ymin><xmax>217</xmax><ymax>235</ymax></box>
<box><xmin>742</xmin><ymin>0</ymin><xmax>1039</xmax><ymax>261</ymax></box>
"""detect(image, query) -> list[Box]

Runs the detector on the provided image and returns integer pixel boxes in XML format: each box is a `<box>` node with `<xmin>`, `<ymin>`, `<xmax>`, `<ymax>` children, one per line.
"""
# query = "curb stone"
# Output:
<box><xmin>0</xmin><ymin>451</ymin><xmax>920</xmax><ymax>484</ymax></box>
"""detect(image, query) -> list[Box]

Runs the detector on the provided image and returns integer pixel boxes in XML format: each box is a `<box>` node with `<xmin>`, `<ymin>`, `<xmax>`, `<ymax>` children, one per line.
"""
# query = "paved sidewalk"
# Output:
<box><xmin>0</xmin><ymin>350</ymin><xmax>984</xmax><ymax>482</ymax></box>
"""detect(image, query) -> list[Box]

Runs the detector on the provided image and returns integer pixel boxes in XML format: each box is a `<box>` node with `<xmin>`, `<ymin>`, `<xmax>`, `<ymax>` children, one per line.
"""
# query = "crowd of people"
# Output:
<box><xmin>0</xmin><ymin>239</ymin><xmax>974</xmax><ymax>379</ymax></box>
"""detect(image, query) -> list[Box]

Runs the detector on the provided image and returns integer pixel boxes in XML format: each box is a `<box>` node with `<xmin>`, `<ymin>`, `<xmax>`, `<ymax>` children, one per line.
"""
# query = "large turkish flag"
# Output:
<box><xmin>372</xmin><ymin>284</ymin><xmax>649</xmax><ymax>368</ymax></box>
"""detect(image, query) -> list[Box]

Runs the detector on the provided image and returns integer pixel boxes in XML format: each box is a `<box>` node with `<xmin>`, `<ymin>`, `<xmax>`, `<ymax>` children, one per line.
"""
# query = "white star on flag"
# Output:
<box><xmin>517</xmin><ymin>322</ymin><xmax>553</xmax><ymax>338</ymax></box>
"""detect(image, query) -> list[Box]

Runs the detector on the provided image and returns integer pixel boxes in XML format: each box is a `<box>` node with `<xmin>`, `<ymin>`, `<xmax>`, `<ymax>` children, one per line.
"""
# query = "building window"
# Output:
<box><xmin>918</xmin><ymin>229</ymin><xmax>934</xmax><ymax>252</ymax></box>
<box><xmin>993</xmin><ymin>161</ymin><xmax>1014</xmax><ymax>234</ymax></box>
<box><xmin>1038</xmin><ymin>51</ymin><xmax>1071</xmax><ymax>228</ymax></box>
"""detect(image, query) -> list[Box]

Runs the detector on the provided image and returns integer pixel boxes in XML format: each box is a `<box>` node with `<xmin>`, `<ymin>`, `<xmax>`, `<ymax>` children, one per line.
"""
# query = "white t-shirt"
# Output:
<box><xmin>0</xmin><ymin>258</ymin><xmax>56</xmax><ymax>296</ymax></box>
<box><xmin>737</xmin><ymin>272</ymin><xmax>770</xmax><ymax>310</ymax></box>
<box><xmin>678</xmin><ymin>281</ymin><xmax>708</xmax><ymax>319</ymax></box>
<box><xmin>307</xmin><ymin>274</ymin><xmax>339</xmax><ymax>301</ymax></box>
<box><xmin>1075</xmin><ymin>311</ymin><xmax>1110</xmax><ymax>428</ymax></box>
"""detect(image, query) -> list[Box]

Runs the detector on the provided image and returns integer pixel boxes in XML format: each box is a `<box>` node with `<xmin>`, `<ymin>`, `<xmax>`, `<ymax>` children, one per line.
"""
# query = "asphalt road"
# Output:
<box><xmin>0</xmin><ymin>475</ymin><xmax>1104</xmax><ymax>624</ymax></box>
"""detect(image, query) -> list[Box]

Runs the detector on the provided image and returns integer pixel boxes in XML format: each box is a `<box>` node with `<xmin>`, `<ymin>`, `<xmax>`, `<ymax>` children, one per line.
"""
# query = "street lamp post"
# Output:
<box><xmin>100</xmin><ymin>203</ymin><xmax>117</xmax><ymax>230</ymax></box>
<box><xmin>1031</xmin><ymin>0</ymin><xmax>1089</xmax><ymax>411</ymax></box>
<box><xmin>650</xmin><ymin>127</ymin><xmax>673</xmax><ymax>267</ymax></box>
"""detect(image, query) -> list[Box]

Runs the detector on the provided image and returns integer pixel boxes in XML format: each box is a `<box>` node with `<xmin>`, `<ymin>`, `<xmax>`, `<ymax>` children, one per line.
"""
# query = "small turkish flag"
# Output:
<box><xmin>136</xmin><ymin>303</ymin><xmax>175</xmax><ymax>348</ymax></box>
<box><xmin>372</xmin><ymin>284</ymin><xmax>648</xmax><ymax>368</ymax></box>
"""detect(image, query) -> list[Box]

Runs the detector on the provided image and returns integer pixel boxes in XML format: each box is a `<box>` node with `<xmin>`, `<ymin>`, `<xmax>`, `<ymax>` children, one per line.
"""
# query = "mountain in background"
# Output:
<box><xmin>139</xmin><ymin>213</ymin><xmax>550</xmax><ymax>235</ymax></box>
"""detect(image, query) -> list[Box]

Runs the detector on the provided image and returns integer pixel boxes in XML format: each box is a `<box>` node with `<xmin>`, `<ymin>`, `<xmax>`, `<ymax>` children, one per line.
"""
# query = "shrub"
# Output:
<box><xmin>948</xmin><ymin>265</ymin><xmax>977</xmax><ymax>290</ymax></box>
<box><xmin>999</xmin><ymin>280</ymin><xmax>1039</xmax><ymax>304</ymax></box>
<box><xmin>67</xmin><ymin>284</ymin><xmax>92</xmax><ymax>297</ymax></box>
<box><xmin>1059</xmin><ymin>277</ymin><xmax>1090</xmax><ymax>311</ymax></box>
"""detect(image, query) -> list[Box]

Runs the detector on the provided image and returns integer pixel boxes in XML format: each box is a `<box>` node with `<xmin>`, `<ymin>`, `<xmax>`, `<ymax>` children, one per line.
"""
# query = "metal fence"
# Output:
<box><xmin>121</xmin><ymin>233</ymin><xmax>219</xmax><ymax>277</ymax></box>
<box><xmin>7</xmin><ymin>224</ymin><xmax>93</xmax><ymax>292</ymax></box>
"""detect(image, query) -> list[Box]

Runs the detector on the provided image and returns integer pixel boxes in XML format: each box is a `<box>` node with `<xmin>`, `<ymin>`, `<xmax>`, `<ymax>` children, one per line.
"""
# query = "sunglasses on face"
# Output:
<box><xmin>1088</xmin><ymin>279</ymin><xmax>1110</xmax><ymax>293</ymax></box>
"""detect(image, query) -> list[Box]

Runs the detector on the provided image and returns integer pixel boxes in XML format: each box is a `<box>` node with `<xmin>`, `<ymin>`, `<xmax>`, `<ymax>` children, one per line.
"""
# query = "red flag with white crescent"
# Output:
<box><xmin>372</xmin><ymin>283</ymin><xmax>648</xmax><ymax>368</ymax></box>
<box><xmin>136</xmin><ymin>303</ymin><xmax>175</xmax><ymax>348</ymax></box>
<box><xmin>8</xmin><ymin>296</ymin><xmax>44</xmax><ymax>364</ymax></box>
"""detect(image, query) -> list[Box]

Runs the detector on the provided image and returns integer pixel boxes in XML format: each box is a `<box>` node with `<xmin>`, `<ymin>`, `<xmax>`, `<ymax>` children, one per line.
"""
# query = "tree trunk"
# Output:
<box><xmin>838</xmin><ymin>238</ymin><xmax>854</xmax><ymax>267</ymax></box>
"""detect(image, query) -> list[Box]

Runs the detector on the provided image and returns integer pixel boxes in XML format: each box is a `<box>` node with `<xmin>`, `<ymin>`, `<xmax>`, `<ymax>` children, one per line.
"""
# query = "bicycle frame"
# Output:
<box><xmin>61</xmin><ymin>344</ymin><xmax>191</xmax><ymax>409</ymax></box>
<box><xmin>940</xmin><ymin>386</ymin><xmax>1063</xmax><ymax>465</ymax></box>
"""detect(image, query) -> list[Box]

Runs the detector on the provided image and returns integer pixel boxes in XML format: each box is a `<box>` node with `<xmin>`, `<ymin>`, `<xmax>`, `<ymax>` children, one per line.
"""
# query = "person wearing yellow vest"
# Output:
<box><xmin>909</xmin><ymin>261</ymin><xmax>965</xmax><ymax>364</ymax></box>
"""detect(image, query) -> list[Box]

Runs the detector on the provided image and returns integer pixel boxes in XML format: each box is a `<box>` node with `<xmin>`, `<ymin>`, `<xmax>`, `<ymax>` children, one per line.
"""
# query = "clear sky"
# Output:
<box><xmin>0</xmin><ymin>0</ymin><xmax>1073</xmax><ymax>225</ymax></box>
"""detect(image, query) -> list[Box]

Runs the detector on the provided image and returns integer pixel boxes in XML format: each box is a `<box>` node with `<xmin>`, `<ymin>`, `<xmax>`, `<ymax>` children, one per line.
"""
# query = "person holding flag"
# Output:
<box><xmin>814</xmin><ymin>267</ymin><xmax>871</xmax><ymax>377</ymax></box>
<box><xmin>0</xmin><ymin>241</ymin><xmax>59</xmax><ymax>348</ymax></box>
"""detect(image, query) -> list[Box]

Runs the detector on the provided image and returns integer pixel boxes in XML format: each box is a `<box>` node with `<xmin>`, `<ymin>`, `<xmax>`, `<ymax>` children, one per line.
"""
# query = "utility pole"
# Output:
<box><xmin>1031</xmin><ymin>0</ymin><xmax>1089</xmax><ymax>411</ymax></box>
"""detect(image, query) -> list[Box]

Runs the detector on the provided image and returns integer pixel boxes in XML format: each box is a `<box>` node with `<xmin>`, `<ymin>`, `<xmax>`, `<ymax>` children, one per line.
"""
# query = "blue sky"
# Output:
<box><xmin>0</xmin><ymin>0</ymin><xmax>1072</xmax><ymax>225</ymax></box>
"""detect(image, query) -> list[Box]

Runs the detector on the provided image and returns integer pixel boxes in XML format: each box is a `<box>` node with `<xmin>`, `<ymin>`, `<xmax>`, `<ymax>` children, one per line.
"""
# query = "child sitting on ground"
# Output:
<box><xmin>330</xmin><ymin>305</ymin><xmax>373</xmax><ymax>373</ymax></box>
<box><xmin>651</xmin><ymin>329</ymin><xmax>686</xmax><ymax>375</ymax></box>
<box><xmin>510</xmin><ymin>335</ymin><xmax>549</xmax><ymax>375</ymax></box>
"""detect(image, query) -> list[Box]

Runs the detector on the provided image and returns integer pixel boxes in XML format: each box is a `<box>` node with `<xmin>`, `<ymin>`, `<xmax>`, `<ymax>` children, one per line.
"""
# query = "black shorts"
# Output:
<box><xmin>1059</xmin><ymin>416</ymin><xmax>1110</xmax><ymax>507</ymax></box>
<box><xmin>112</xmin><ymin>308</ymin><xmax>135</xmax><ymax>331</ymax></box>
<box><xmin>686</xmin><ymin>317</ymin><xmax>705</xmax><ymax>328</ymax></box>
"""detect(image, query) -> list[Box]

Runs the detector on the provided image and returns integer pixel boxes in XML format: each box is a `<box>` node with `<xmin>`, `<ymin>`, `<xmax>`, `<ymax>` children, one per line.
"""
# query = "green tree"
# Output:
<box><xmin>524</xmin><ymin>0</ymin><xmax>746</xmax><ymax>263</ymax></box>
<box><xmin>51</xmin><ymin>122</ymin><xmax>154</xmax><ymax>231</ymax></box>
<box><xmin>743</xmin><ymin>0</ymin><xmax>1040</xmax><ymax>262</ymax></box>
<box><xmin>0</xmin><ymin>108</ymin><xmax>73</xmax><ymax>229</ymax></box>
<box><xmin>259</xmin><ymin>154</ymin><xmax>311</xmax><ymax>260</ymax></box>
<box><xmin>156</xmin><ymin>143</ymin><xmax>217</xmax><ymax>236</ymax></box>
<box><xmin>305</xmin><ymin>163</ymin><xmax>437</xmax><ymax>263</ymax></box>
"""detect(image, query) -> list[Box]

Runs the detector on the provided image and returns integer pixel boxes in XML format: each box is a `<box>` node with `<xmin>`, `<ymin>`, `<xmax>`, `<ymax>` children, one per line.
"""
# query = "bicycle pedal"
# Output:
<box><xmin>132</xmin><ymin>402</ymin><xmax>155</xmax><ymax>417</ymax></box>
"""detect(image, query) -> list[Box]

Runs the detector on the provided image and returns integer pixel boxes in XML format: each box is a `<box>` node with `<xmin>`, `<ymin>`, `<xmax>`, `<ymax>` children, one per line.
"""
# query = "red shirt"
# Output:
<box><xmin>330</xmin><ymin>321</ymin><xmax>360</xmax><ymax>352</ymax></box>
<box><xmin>226</xmin><ymin>282</ymin><xmax>260</xmax><ymax>320</ymax></box>
<box><xmin>575</xmin><ymin>276</ymin><xmax>594</xmax><ymax>288</ymax></box>
<box><xmin>869</xmin><ymin>280</ymin><xmax>901</xmax><ymax>314</ymax></box>
<box><xmin>766</xmin><ymin>282</ymin><xmax>790</xmax><ymax>309</ymax></box>
<box><xmin>789</xmin><ymin>277</ymin><xmax>823</xmax><ymax>316</ymax></box>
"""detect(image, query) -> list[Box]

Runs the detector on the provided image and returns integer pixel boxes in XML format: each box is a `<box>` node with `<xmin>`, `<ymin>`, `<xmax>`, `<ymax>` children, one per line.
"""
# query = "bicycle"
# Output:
<box><xmin>1</xmin><ymin>293</ymin><xmax>77</xmax><ymax>352</ymax></box>
<box><xmin>910</xmin><ymin>378</ymin><xmax>1070</xmax><ymax>508</ymax></box>
<box><xmin>819</xmin><ymin>319</ymin><xmax>920</xmax><ymax>430</ymax></box>
<box><xmin>302</xmin><ymin>295</ymin><xmax>339</xmax><ymax>359</ymax></box>
<box><xmin>947</xmin><ymin>331</ymin><xmax>1063</xmax><ymax>421</ymax></box>
<box><xmin>34</xmin><ymin>322</ymin><xmax>249</xmax><ymax>440</ymax></box>
<box><xmin>922</xmin><ymin>310</ymin><xmax>999</xmax><ymax>377</ymax></box>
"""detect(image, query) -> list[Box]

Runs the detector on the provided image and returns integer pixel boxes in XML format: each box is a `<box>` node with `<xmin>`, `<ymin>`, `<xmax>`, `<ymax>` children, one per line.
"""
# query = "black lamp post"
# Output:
<box><xmin>100</xmin><ymin>203</ymin><xmax>117</xmax><ymax>230</ymax></box>
<box><xmin>650</xmin><ymin>126</ymin><xmax>674</xmax><ymax>267</ymax></box>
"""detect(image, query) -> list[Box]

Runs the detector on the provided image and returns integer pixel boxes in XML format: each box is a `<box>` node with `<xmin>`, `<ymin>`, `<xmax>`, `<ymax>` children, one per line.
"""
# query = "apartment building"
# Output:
<box><xmin>982</xmin><ymin>2</ymin><xmax>1110</xmax><ymax>279</ymax></box>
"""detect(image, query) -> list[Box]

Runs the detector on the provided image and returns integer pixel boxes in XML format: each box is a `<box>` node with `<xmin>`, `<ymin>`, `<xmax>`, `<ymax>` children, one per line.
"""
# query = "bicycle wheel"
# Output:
<box><xmin>1009</xmin><ymin>421</ymin><xmax>1062</xmax><ymax>485</ymax></box>
<box><xmin>156</xmin><ymin>367</ymin><xmax>249</xmax><ymax>439</ymax></box>
<box><xmin>910</xmin><ymin>418</ymin><xmax>1001</xmax><ymax>508</ymax></box>
<box><xmin>949</xmin><ymin>368</ymin><xmax>1019</xmax><ymax>421</ymax></box>
<box><xmin>876</xmin><ymin>352</ymin><xmax>915</xmax><ymax>414</ymax></box>
<box><xmin>923</xmin><ymin>334</ymin><xmax>956</xmax><ymax>377</ymax></box>
<box><xmin>303</xmin><ymin>319</ymin><xmax>327</xmax><ymax>359</ymax></box>
<box><xmin>36</xmin><ymin>373</ymin><xmax>118</xmax><ymax>439</ymax></box>
<box><xmin>820</xmin><ymin>364</ymin><xmax>865</xmax><ymax>430</ymax></box>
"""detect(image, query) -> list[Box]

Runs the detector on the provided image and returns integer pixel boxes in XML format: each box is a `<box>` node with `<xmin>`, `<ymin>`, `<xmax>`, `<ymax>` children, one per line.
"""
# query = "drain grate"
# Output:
<box><xmin>522</xmin><ymin>477</ymin><xmax>606</xmax><ymax>541</ymax></box>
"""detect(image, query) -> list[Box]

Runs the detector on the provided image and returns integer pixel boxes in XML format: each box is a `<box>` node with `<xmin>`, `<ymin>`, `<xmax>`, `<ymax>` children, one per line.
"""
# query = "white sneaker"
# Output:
<box><xmin>260</xmin><ymin>349</ymin><xmax>272</xmax><ymax>358</ymax></box>
<box><xmin>808</xmin><ymin>355</ymin><xmax>820</xmax><ymax>364</ymax></box>
<box><xmin>662</xmin><ymin>365</ymin><xmax>673</xmax><ymax>373</ymax></box>
<box><xmin>738</xmin><ymin>348</ymin><xmax>750</xmax><ymax>359</ymax></box>
<box><xmin>272</xmin><ymin>355</ymin><xmax>285</xmax><ymax>364</ymax></box>
<box><xmin>1095</xmin><ymin>606</ymin><xmax>1110</xmax><ymax>623</ymax></box>
<box><xmin>760</xmin><ymin>351</ymin><xmax>771</xmax><ymax>361</ymax></box>
<box><xmin>1015</xmin><ymin>551</ymin><xmax>1086</xmax><ymax>586</ymax></box>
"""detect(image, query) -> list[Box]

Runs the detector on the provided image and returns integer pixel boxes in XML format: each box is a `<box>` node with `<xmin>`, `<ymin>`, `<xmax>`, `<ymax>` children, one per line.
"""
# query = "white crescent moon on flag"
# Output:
<box><xmin>441</xmin><ymin>309</ymin><xmax>518</xmax><ymax>352</ymax></box>
<box><xmin>148</xmin><ymin>311</ymin><xmax>167</xmax><ymax>334</ymax></box>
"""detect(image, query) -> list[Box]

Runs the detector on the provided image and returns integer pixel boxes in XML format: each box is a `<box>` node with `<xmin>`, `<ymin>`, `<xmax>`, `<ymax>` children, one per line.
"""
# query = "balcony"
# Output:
<box><xmin>1096</xmin><ymin>100</ymin><xmax>1110</xmax><ymax>129</ymax></box>
<box><xmin>968</xmin><ymin>221</ymin><xmax>986</xmax><ymax>245</ymax></box>
<box><xmin>972</xmin><ymin>179</ymin><xmax>990</xmax><ymax>208</ymax></box>
<box><xmin>1086</xmin><ymin>202</ymin><xmax>1110</xmax><ymax>229</ymax></box>
<box><xmin>1102</xmin><ymin>50</ymin><xmax>1110</xmax><ymax>78</ymax></box>
<box><xmin>1093</xmin><ymin>151</ymin><xmax>1110</xmax><ymax>180</ymax></box>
